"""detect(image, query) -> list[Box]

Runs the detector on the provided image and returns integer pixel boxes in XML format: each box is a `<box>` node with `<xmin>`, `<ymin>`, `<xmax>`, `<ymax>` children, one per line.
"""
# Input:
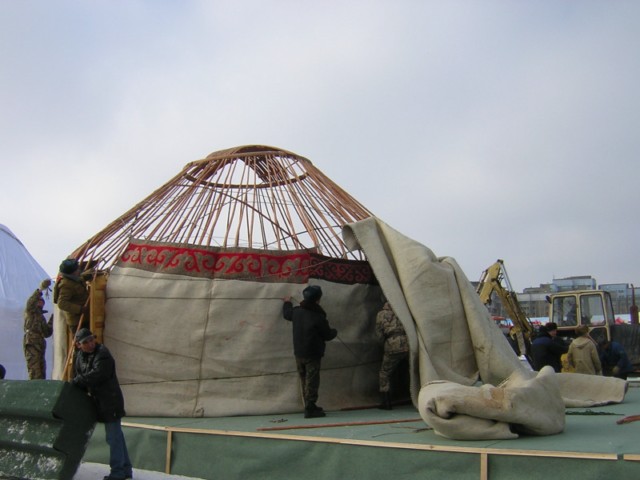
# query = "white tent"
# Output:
<box><xmin>0</xmin><ymin>224</ymin><xmax>52</xmax><ymax>379</ymax></box>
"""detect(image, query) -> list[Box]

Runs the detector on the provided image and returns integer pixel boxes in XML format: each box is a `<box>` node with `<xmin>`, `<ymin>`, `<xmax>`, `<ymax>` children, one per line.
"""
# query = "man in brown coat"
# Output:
<box><xmin>54</xmin><ymin>258</ymin><xmax>90</xmax><ymax>333</ymax></box>
<box><xmin>567</xmin><ymin>325</ymin><xmax>602</xmax><ymax>375</ymax></box>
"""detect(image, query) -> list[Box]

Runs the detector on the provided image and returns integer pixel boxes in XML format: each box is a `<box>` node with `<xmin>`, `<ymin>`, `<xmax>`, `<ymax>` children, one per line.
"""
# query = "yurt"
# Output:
<box><xmin>50</xmin><ymin>145</ymin><xmax>628</xmax><ymax>440</ymax></box>
<box><xmin>53</xmin><ymin>145</ymin><xmax>387</xmax><ymax>417</ymax></box>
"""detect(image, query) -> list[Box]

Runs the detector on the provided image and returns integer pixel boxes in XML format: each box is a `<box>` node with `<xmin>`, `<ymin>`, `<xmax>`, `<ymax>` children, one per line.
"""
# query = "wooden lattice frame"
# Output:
<box><xmin>71</xmin><ymin>145</ymin><xmax>373</xmax><ymax>269</ymax></box>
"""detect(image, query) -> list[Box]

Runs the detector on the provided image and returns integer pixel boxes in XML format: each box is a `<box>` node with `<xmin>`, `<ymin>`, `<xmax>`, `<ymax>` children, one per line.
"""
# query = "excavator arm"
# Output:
<box><xmin>477</xmin><ymin>259</ymin><xmax>535</xmax><ymax>358</ymax></box>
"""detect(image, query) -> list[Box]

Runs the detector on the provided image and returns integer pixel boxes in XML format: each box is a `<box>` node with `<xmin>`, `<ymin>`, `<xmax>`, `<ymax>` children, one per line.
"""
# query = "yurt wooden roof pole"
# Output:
<box><xmin>187</xmin><ymin>163</ymin><xmax>225</xmax><ymax>244</ymax></box>
<box><xmin>276</xmin><ymin>163</ymin><xmax>310</xmax><ymax>250</ymax></box>
<box><xmin>268</xmin><ymin>162</ymin><xmax>291</xmax><ymax>250</ymax></box>
<box><xmin>255</xmin><ymin>154</ymin><xmax>296</xmax><ymax>249</ymax></box>
<box><xmin>224</xmin><ymin>158</ymin><xmax>248</xmax><ymax>248</ymax></box>
<box><xmin>262</xmin><ymin>186</ymin><xmax>286</xmax><ymax>250</ymax></box>
<box><xmin>72</xmin><ymin>189</ymin><xmax>161</xmax><ymax>268</ymax></box>
<box><xmin>187</xmin><ymin>183</ymin><xmax>212</xmax><ymax>245</ymax></box>
<box><xmin>199</xmin><ymin>186</ymin><xmax>217</xmax><ymax>247</ymax></box>
<box><xmin>156</xmin><ymin>168</ymin><xmax>205</xmax><ymax>243</ymax></box>
<box><xmin>283</xmin><ymin>163</ymin><xmax>323</xmax><ymax>250</ymax></box>
<box><xmin>159</xmin><ymin>161</ymin><xmax>215</xmax><ymax>242</ymax></box>
<box><xmin>253</xmin><ymin>154</ymin><xmax>284</xmax><ymax>246</ymax></box>
<box><xmin>241</xmin><ymin>181</ymin><xmax>253</xmax><ymax>249</ymax></box>
<box><xmin>131</xmin><ymin>182</ymin><xmax>180</xmax><ymax>238</ymax></box>
<box><xmin>306</xmin><ymin>163</ymin><xmax>368</xmax><ymax>219</ymax></box>
<box><xmin>289</xmin><ymin>175</ymin><xmax>339</xmax><ymax>256</ymax></box>
<box><xmin>205</xmin><ymin>167</ymin><xmax>233</xmax><ymax>246</ymax></box>
<box><xmin>195</xmin><ymin>183</ymin><xmax>216</xmax><ymax>247</ymax></box>
<box><xmin>214</xmin><ymin>156</ymin><xmax>241</xmax><ymax>246</ymax></box>
<box><xmin>247</xmin><ymin>158</ymin><xmax>281</xmax><ymax>245</ymax></box>
<box><xmin>309</xmin><ymin>172</ymin><xmax>365</xmax><ymax>222</ymax></box>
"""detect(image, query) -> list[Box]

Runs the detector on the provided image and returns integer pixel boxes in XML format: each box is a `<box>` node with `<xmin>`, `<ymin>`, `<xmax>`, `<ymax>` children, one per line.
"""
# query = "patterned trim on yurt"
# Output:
<box><xmin>117</xmin><ymin>239</ymin><xmax>377</xmax><ymax>285</ymax></box>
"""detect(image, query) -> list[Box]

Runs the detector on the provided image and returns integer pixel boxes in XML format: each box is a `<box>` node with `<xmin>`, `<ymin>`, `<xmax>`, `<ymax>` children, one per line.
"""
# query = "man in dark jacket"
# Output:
<box><xmin>72</xmin><ymin>328</ymin><xmax>132</xmax><ymax>480</ymax></box>
<box><xmin>599</xmin><ymin>340</ymin><xmax>634</xmax><ymax>379</ymax></box>
<box><xmin>531</xmin><ymin>322</ymin><xmax>568</xmax><ymax>372</ymax></box>
<box><xmin>283</xmin><ymin>285</ymin><xmax>337</xmax><ymax>418</ymax></box>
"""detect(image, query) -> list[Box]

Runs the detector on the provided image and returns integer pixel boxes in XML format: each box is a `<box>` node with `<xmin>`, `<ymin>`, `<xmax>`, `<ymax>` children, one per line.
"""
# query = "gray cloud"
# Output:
<box><xmin>1</xmin><ymin>1</ymin><xmax>639</xmax><ymax>291</ymax></box>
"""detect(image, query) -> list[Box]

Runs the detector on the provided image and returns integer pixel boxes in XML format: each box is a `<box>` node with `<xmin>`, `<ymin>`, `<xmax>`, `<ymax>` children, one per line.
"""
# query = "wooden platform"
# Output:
<box><xmin>81</xmin><ymin>383</ymin><xmax>640</xmax><ymax>480</ymax></box>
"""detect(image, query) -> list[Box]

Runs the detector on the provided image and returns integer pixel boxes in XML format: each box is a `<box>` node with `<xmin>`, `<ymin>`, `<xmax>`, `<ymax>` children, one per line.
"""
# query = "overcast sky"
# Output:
<box><xmin>1</xmin><ymin>1</ymin><xmax>639</xmax><ymax>292</ymax></box>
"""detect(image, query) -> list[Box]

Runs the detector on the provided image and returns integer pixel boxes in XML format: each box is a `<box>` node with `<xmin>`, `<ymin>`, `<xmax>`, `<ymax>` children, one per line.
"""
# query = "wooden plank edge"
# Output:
<box><xmin>121</xmin><ymin>421</ymin><xmax>618</xmax><ymax>460</ymax></box>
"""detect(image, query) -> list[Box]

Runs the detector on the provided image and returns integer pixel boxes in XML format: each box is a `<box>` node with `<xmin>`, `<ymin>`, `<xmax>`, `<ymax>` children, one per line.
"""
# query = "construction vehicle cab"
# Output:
<box><xmin>548</xmin><ymin>290</ymin><xmax>613</xmax><ymax>346</ymax></box>
<box><xmin>548</xmin><ymin>290</ymin><xmax>640</xmax><ymax>369</ymax></box>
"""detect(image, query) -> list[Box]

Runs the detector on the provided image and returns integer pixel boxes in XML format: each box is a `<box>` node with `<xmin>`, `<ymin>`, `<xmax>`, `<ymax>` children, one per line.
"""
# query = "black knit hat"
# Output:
<box><xmin>303</xmin><ymin>285</ymin><xmax>323</xmax><ymax>302</ymax></box>
<box><xmin>59</xmin><ymin>258</ymin><xmax>79</xmax><ymax>274</ymax></box>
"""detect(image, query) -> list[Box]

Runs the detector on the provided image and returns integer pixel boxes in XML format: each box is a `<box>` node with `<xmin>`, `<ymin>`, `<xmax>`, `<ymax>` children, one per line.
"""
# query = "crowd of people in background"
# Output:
<box><xmin>529</xmin><ymin>321</ymin><xmax>634</xmax><ymax>379</ymax></box>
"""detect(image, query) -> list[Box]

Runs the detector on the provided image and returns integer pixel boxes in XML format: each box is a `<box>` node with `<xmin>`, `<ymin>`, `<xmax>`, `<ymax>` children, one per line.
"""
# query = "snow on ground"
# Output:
<box><xmin>74</xmin><ymin>462</ymin><xmax>205</xmax><ymax>480</ymax></box>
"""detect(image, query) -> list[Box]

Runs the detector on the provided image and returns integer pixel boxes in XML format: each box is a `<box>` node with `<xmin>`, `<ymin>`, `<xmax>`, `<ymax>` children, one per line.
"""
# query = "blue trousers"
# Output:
<box><xmin>104</xmin><ymin>419</ymin><xmax>133</xmax><ymax>479</ymax></box>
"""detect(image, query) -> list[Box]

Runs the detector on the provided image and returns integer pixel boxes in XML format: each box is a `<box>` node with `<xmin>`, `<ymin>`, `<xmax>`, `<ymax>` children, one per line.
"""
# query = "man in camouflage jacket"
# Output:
<box><xmin>375</xmin><ymin>301</ymin><xmax>409</xmax><ymax>409</ymax></box>
<box><xmin>23</xmin><ymin>280</ymin><xmax>54</xmax><ymax>379</ymax></box>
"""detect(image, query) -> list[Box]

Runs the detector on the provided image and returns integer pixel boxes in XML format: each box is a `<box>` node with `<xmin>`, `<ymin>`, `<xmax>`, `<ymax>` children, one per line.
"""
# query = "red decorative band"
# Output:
<box><xmin>117</xmin><ymin>240</ymin><xmax>377</xmax><ymax>285</ymax></box>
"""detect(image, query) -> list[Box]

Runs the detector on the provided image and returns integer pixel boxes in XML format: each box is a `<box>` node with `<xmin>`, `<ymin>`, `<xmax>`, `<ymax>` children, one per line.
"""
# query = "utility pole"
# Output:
<box><xmin>630</xmin><ymin>284</ymin><xmax>638</xmax><ymax>325</ymax></box>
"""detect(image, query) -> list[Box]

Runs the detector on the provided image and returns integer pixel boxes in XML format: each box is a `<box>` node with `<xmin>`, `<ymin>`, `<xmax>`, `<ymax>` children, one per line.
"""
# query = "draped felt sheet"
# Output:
<box><xmin>343</xmin><ymin>217</ymin><xmax>628</xmax><ymax>440</ymax></box>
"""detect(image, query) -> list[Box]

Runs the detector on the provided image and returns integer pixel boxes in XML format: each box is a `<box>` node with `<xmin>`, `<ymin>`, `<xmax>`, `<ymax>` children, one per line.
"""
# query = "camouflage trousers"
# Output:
<box><xmin>379</xmin><ymin>351</ymin><xmax>408</xmax><ymax>393</ymax></box>
<box><xmin>295</xmin><ymin>357</ymin><xmax>322</xmax><ymax>406</ymax></box>
<box><xmin>24</xmin><ymin>343</ymin><xmax>46</xmax><ymax>380</ymax></box>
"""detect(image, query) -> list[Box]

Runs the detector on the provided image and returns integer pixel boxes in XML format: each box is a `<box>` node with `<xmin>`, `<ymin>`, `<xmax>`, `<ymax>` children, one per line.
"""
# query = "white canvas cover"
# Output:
<box><xmin>343</xmin><ymin>217</ymin><xmax>628</xmax><ymax>439</ymax></box>
<box><xmin>0</xmin><ymin>224</ymin><xmax>51</xmax><ymax>379</ymax></box>
<box><xmin>59</xmin><ymin>239</ymin><xmax>385</xmax><ymax>417</ymax></box>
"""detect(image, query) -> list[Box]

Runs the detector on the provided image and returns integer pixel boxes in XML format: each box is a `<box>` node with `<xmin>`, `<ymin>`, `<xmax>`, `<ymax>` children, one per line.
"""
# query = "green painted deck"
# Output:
<box><xmin>82</xmin><ymin>383</ymin><xmax>640</xmax><ymax>479</ymax></box>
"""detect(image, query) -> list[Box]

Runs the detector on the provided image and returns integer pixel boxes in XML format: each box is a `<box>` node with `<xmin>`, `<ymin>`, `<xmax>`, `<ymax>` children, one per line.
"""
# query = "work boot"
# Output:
<box><xmin>304</xmin><ymin>403</ymin><xmax>326</xmax><ymax>418</ymax></box>
<box><xmin>378</xmin><ymin>392</ymin><xmax>392</xmax><ymax>410</ymax></box>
